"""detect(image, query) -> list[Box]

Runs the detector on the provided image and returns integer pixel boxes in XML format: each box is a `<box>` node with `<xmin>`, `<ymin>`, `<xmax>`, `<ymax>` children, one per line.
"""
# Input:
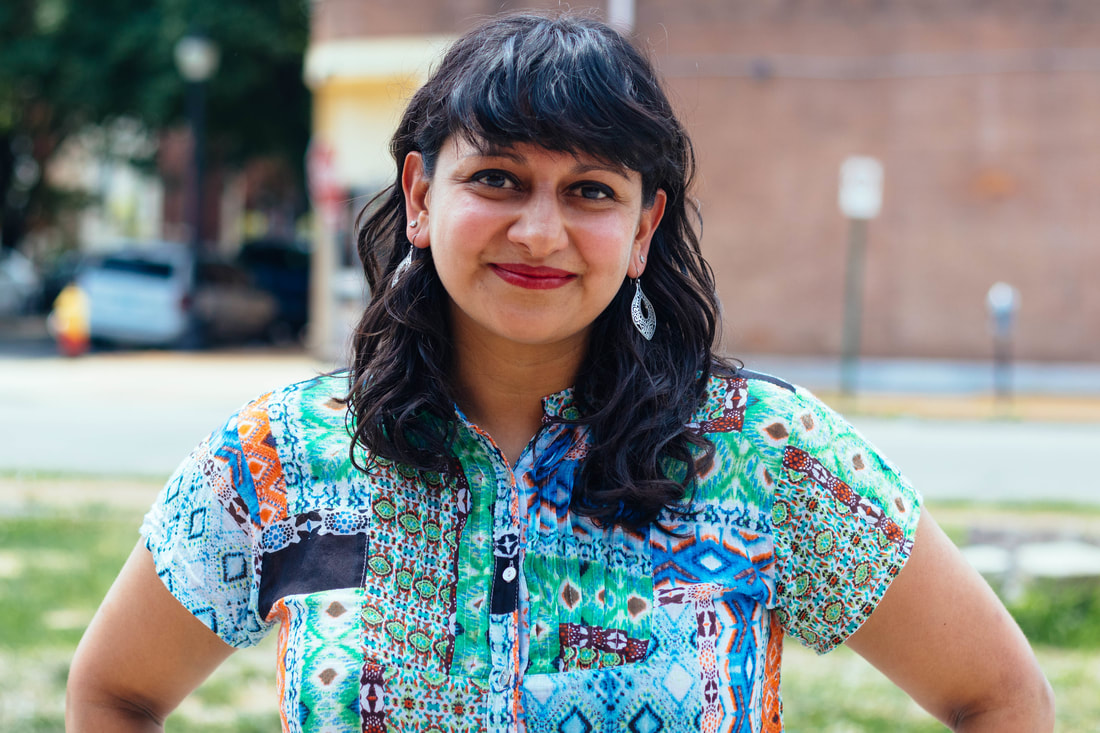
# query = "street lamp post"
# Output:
<box><xmin>837</xmin><ymin>156</ymin><xmax>884</xmax><ymax>396</ymax></box>
<box><xmin>174</xmin><ymin>33</ymin><xmax>219</xmax><ymax>254</ymax></box>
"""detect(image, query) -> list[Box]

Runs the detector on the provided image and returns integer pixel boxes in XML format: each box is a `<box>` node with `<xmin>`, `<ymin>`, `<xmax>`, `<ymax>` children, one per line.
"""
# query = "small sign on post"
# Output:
<box><xmin>839</xmin><ymin>156</ymin><xmax>884</xmax><ymax>221</ymax></box>
<box><xmin>838</xmin><ymin>156</ymin><xmax>883</xmax><ymax>395</ymax></box>
<box><xmin>986</xmin><ymin>282</ymin><xmax>1020</xmax><ymax>402</ymax></box>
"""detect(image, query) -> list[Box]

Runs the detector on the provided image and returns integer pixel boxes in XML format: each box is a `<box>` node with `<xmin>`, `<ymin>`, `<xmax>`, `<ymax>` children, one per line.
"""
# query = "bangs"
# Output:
<box><xmin>434</xmin><ymin>18</ymin><xmax>675</xmax><ymax>192</ymax></box>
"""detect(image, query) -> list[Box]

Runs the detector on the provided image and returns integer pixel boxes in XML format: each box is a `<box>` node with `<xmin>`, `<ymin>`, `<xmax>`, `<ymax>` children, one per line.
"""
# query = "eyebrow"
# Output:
<box><xmin>465</xmin><ymin>144</ymin><xmax>632</xmax><ymax>179</ymax></box>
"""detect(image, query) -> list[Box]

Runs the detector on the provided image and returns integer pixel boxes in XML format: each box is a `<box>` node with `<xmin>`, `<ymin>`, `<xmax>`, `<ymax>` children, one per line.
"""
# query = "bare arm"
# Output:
<box><xmin>66</xmin><ymin>541</ymin><xmax>237</xmax><ymax>731</ymax></box>
<box><xmin>846</xmin><ymin>511</ymin><xmax>1055</xmax><ymax>732</ymax></box>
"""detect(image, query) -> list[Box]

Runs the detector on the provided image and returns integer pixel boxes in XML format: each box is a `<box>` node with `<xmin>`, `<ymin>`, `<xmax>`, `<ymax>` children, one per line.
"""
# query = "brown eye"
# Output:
<box><xmin>576</xmin><ymin>183</ymin><xmax>613</xmax><ymax>200</ymax></box>
<box><xmin>473</xmin><ymin>170</ymin><xmax>516</xmax><ymax>189</ymax></box>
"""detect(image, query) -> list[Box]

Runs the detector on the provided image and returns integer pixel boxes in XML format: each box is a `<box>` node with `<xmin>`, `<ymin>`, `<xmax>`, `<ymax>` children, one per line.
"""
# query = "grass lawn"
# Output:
<box><xmin>0</xmin><ymin>483</ymin><xmax>280</xmax><ymax>732</ymax></box>
<box><xmin>1</xmin><ymin>476</ymin><xmax>1098</xmax><ymax>730</ymax></box>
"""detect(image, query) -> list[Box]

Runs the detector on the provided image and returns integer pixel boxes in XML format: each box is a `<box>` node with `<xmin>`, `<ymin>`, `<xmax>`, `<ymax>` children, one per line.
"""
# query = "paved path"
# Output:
<box><xmin>2</xmin><ymin>350</ymin><xmax>1099</xmax><ymax>506</ymax></box>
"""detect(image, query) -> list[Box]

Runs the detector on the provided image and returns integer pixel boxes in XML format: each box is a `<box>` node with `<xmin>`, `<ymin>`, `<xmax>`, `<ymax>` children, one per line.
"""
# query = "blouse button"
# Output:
<box><xmin>502</xmin><ymin>565</ymin><xmax>517</xmax><ymax>582</ymax></box>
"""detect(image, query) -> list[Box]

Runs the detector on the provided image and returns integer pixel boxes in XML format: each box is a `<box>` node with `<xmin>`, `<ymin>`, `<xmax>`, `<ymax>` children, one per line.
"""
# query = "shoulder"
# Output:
<box><xmin>192</xmin><ymin>371</ymin><xmax>353</xmax><ymax>526</ymax></box>
<box><xmin>689</xmin><ymin>366</ymin><xmax>916</xmax><ymax>509</ymax></box>
<box><xmin>219</xmin><ymin>371</ymin><xmax>351</xmax><ymax>471</ymax></box>
<box><xmin>200</xmin><ymin>371</ymin><xmax>348</xmax><ymax>470</ymax></box>
<box><xmin>253</xmin><ymin>370</ymin><xmax>350</xmax><ymax>425</ymax></box>
<box><xmin>691</xmin><ymin>365</ymin><xmax>802</xmax><ymax>442</ymax></box>
<box><xmin>684</xmin><ymin>367</ymin><xmax>806</xmax><ymax>511</ymax></box>
<box><xmin>694</xmin><ymin>367</ymin><xmax>882</xmax><ymax>460</ymax></box>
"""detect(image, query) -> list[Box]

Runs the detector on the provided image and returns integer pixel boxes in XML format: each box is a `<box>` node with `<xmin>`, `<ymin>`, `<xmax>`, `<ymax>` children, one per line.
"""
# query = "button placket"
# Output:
<box><xmin>463</xmin><ymin>424</ymin><xmax>523</xmax><ymax>727</ymax></box>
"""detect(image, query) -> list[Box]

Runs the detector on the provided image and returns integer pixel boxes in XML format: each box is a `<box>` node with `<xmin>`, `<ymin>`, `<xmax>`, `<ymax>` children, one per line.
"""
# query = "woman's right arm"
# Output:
<box><xmin>66</xmin><ymin>541</ymin><xmax>237</xmax><ymax>732</ymax></box>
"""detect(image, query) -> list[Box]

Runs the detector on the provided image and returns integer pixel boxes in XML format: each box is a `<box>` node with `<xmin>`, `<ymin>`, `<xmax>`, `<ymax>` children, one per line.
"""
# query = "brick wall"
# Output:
<box><xmin>311</xmin><ymin>0</ymin><xmax>1100</xmax><ymax>360</ymax></box>
<box><xmin>639</xmin><ymin>1</ymin><xmax>1100</xmax><ymax>360</ymax></box>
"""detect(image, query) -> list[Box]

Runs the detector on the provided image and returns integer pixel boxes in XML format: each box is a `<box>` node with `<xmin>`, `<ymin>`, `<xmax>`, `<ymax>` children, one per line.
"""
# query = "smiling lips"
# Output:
<box><xmin>490</xmin><ymin>263</ymin><xmax>577</xmax><ymax>290</ymax></box>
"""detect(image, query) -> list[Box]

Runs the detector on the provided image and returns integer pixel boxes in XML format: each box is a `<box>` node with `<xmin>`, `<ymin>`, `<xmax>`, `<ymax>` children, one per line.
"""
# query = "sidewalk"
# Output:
<box><xmin>738</xmin><ymin>352</ymin><xmax>1100</xmax><ymax>397</ymax></box>
<box><xmin>5</xmin><ymin>313</ymin><xmax>1099</xmax><ymax>398</ymax></box>
<box><xmin>737</xmin><ymin>353</ymin><xmax>1100</xmax><ymax>423</ymax></box>
<box><xmin>4</xmin><ymin>316</ymin><xmax>1099</xmax><ymax>422</ymax></box>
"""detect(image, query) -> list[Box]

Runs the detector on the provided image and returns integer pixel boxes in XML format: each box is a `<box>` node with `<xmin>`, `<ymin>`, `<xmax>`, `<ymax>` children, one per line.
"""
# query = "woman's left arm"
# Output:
<box><xmin>845</xmin><ymin>511</ymin><xmax>1055</xmax><ymax>731</ymax></box>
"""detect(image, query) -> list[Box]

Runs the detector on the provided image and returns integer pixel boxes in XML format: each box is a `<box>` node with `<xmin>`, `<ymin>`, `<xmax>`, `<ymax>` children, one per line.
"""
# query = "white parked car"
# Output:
<box><xmin>0</xmin><ymin>248</ymin><xmax>41</xmax><ymax>317</ymax></box>
<box><xmin>77</xmin><ymin>241</ymin><xmax>277</xmax><ymax>348</ymax></box>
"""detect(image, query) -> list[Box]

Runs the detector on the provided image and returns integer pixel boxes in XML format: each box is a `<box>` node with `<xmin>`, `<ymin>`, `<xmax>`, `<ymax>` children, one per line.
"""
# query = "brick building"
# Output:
<box><xmin>307</xmin><ymin>0</ymin><xmax>1100</xmax><ymax>362</ymax></box>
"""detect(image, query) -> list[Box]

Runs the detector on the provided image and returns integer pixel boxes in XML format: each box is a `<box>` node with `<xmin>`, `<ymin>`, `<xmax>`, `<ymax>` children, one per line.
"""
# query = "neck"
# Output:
<box><xmin>452</xmin><ymin>326</ymin><xmax>587</xmax><ymax>465</ymax></box>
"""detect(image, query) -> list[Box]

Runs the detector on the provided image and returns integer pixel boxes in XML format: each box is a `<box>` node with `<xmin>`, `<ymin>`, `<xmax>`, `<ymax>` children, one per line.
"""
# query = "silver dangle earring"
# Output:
<box><xmin>390</xmin><ymin>249</ymin><xmax>413</xmax><ymax>288</ymax></box>
<box><xmin>631</xmin><ymin>278</ymin><xmax>656</xmax><ymax>340</ymax></box>
<box><xmin>391</xmin><ymin>219</ymin><xmax>421</xmax><ymax>287</ymax></box>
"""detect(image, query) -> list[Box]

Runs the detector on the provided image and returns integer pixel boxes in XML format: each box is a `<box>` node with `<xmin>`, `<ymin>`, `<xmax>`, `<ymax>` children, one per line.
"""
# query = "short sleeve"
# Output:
<box><xmin>770</xmin><ymin>387</ymin><xmax>922</xmax><ymax>654</ymax></box>
<box><xmin>140</xmin><ymin>407</ymin><xmax>275</xmax><ymax>648</ymax></box>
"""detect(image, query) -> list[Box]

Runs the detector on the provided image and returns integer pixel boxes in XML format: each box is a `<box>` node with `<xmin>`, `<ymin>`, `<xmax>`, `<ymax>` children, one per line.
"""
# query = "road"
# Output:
<box><xmin>845</xmin><ymin>416</ymin><xmax>1098</xmax><ymax>505</ymax></box>
<box><xmin>1</xmin><ymin>350</ymin><xmax>1098</xmax><ymax>505</ymax></box>
<box><xmin>0</xmin><ymin>350</ymin><xmax>334</xmax><ymax>476</ymax></box>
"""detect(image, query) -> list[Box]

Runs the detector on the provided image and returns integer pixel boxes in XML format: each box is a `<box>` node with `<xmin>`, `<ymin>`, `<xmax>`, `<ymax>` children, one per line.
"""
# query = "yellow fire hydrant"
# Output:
<box><xmin>48</xmin><ymin>282</ymin><xmax>91</xmax><ymax>357</ymax></box>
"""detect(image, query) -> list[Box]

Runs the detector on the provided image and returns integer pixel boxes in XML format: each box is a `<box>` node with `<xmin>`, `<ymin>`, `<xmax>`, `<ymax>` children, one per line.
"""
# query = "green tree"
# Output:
<box><xmin>0</xmin><ymin>0</ymin><xmax>310</xmax><ymax>251</ymax></box>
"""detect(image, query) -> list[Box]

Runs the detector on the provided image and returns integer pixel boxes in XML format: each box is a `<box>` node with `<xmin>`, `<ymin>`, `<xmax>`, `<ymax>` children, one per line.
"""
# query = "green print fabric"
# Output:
<box><xmin>141</xmin><ymin>369</ymin><xmax>920</xmax><ymax>732</ymax></box>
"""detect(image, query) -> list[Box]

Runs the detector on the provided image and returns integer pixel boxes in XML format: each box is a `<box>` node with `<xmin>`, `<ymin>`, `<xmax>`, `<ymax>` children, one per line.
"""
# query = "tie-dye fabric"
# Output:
<box><xmin>141</xmin><ymin>369</ymin><xmax>920</xmax><ymax>732</ymax></box>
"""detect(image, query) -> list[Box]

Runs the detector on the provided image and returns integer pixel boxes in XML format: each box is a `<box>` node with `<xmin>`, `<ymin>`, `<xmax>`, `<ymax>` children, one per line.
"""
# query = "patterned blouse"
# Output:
<box><xmin>141</xmin><ymin>369</ymin><xmax>920</xmax><ymax>732</ymax></box>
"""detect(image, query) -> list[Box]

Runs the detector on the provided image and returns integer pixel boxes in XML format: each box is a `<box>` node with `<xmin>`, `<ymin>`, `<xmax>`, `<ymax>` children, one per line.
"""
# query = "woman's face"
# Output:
<box><xmin>402</xmin><ymin>137</ymin><xmax>666</xmax><ymax>354</ymax></box>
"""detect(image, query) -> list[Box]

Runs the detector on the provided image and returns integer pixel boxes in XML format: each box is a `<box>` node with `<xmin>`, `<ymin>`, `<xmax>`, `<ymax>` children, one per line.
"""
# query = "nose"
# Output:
<box><xmin>508</xmin><ymin>190</ymin><xmax>567</xmax><ymax>258</ymax></box>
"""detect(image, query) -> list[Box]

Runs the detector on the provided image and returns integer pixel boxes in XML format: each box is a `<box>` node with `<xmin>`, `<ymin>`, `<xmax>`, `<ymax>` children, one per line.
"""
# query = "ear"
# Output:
<box><xmin>629</xmin><ymin>189</ymin><xmax>667</xmax><ymax>278</ymax></box>
<box><xmin>401</xmin><ymin>151</ymin><xmax>432</xmax><ymax>249</ymax></box>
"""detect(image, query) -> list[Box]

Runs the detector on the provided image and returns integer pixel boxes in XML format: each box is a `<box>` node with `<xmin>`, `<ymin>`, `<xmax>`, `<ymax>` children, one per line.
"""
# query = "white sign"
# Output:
<box><xmin>986</xmin><ymin>282</ymin><xmax>1020</xmax><ymax>316</ymax></box>
<box><xmin>839</xmin><ymin>156</ymin><xmax>884</xmax><ymax>220</ymax></box>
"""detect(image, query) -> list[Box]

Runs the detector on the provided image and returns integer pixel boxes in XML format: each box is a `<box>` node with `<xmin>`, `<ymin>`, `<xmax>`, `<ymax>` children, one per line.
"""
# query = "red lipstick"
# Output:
<box><xmin>490</xmin><ymin>263</ymin><xmax>576</xmax><ymax>290</ymax></box>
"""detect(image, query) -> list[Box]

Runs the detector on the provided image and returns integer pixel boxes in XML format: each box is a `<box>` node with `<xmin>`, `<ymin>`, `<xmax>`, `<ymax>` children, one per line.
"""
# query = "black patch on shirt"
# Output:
<box><xmin>490</xmin><ymin>556</ymin><xmax>519</xmax><ymax>615</ymax></box>
<box><xmin>259</xmin><ymin>532</ymin><xmax>368</xmax><ymax>618</ymax></box>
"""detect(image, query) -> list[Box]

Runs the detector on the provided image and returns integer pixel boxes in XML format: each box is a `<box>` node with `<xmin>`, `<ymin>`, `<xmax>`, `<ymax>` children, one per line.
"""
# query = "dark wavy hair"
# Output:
<box><xmin>346</xmin><ymin>12</ymin><xmax>729</xmax><ymax>531</ymax></box>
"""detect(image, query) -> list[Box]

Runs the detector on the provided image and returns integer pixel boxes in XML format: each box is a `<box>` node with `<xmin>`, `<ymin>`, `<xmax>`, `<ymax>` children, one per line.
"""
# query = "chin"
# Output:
<box><xmin>491</xmin><ymin>322</ymin><xmax>587</xmax><ymax>348</ymax></box>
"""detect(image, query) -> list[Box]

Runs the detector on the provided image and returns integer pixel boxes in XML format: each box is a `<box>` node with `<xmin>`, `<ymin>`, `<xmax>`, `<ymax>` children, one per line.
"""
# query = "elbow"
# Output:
<box><xmin>66</xmin><ymin>668</ymin><xmax>166</xmax><ymax>731</ymax></box>
<box><xmin>950</xmin><ymin>674</ymin><xmax>1056</xmax><ymax>733</ymax></box>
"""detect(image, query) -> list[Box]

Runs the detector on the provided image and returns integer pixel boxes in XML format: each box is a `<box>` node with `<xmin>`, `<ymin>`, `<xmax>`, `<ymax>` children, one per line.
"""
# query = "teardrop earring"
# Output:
<box><xmin>391</xmin><ymin>221</ymin><xmax>421</xmax><ymax>288</ymax></box>
<box><xmin>390</xmin><ymin>249</ymin><xmax>414</xmax><ymax>288</ymax></box>
<box><xmin>630</xmin><ymin>279</ymin><xmax>656</xmax><ymax>340</ymax></box>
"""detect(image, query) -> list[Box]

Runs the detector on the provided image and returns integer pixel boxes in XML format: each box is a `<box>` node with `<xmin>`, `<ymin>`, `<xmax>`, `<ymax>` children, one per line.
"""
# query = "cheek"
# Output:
<box><xmin>433</xmin><ymin>201</ymin><xmax>502</xmax><ymax>248</ymax></box>
<box><xmin>580</xmin><ymin>219</ymin><xmax>638</xmax><ymax>272</ymax></box>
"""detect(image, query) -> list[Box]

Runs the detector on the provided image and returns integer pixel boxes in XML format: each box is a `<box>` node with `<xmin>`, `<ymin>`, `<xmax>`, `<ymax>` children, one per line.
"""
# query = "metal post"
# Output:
<box><xmin>840</xmin><ymin>217</ymin><xmax>867</xmax><ymax>396</ymax></box>
<box><xmin>186</xmin><ymin>79</ymin><xmax>206</xmax><ymax>253</ymax></box>
<box><xmin>175</xmin><ymin>31</ymin><xmax>218</xmax><ymax>254</ymax></box>
<box><xmin>993</xmin><ymin>330</ymin><xmax>1012</xmax><ymax>402</ymax></box>
<box><xmin>987</xmin><ymin>282</ymin><xmax>1019</xmax><ymax>404</ymax></box>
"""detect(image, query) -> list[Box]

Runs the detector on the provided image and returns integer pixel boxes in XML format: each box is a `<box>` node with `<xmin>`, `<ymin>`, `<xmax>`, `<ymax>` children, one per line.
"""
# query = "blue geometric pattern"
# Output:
<box><xmin>557</xmin><ymin>709</ymin><xmax>593</xmax><ymax>733</ymax></box>
<box><xmin>629</xmin><ymin>703</ymin><xmax>664</xmax><ymax>732</ymax></box>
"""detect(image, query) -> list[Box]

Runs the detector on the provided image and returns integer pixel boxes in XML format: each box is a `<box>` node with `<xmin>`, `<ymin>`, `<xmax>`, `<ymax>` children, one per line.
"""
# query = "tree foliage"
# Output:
<box><xmin>0</xmin><ymin>0</ymin><xmax>311</xmax><ymax>250</ymax></box>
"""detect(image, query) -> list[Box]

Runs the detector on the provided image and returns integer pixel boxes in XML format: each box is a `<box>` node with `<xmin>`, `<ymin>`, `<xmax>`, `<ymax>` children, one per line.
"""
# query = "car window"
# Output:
<box><xmin>100</xmin><ymin>258</ymin><xmax>175</xmax><ymax>279</ymax></box>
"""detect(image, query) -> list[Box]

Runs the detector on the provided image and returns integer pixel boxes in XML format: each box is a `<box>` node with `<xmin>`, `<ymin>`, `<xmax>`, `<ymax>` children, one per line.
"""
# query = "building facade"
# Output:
<box><xmin>307</xmin><ymin>0</ymin><xmax>1100</xmax><ymax>362</ymax></box>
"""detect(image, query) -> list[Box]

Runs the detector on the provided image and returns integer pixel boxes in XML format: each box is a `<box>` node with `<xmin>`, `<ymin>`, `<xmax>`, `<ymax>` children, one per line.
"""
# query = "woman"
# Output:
<box><xmin>68</xmin><ymin>13</ymin><xmax>1053</xmax><ymax>732</ymax></box>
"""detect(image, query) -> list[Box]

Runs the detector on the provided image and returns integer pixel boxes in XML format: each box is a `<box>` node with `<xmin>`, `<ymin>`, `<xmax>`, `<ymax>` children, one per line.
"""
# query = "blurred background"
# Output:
<box><xmin>1</xmin><ymin>1</ymin><xmax>1100</xmax><ymax>731</ymax></box>
<box><xmin>2</xmin><ymin>0</ymin><xmax>1100</xmax><ymax>369</ymax></box>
